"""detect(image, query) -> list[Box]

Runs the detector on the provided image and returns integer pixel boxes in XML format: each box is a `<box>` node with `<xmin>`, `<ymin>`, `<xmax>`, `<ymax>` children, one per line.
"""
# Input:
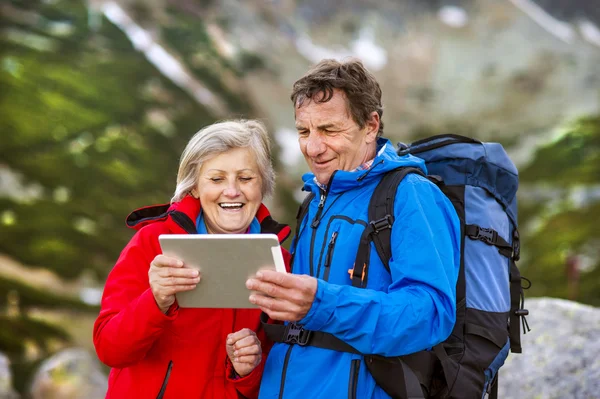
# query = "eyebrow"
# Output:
<box><xmin>205</xmin><ymin>168</ymin><xmax>256</xmax><ymax>173</ymax></box>
<box><xmin>295</xmin><ymin>123</ymin><xmax>337</xmax><ymax>130</ymax></box>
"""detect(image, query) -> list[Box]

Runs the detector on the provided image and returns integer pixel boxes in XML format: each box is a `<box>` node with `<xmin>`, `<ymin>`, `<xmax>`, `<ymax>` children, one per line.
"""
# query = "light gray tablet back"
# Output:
<box><xmin>159</xmin><ymin>234</ymin><xmax>282</xmax><ymax>308</ymax></box>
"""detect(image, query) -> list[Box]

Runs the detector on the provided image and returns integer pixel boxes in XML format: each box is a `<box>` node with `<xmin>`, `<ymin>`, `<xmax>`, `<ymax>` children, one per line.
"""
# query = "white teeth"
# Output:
<box><xmin>219</xmin><ymin>203</ymin><xmax>243</xmax><ymax>209</ymax></box>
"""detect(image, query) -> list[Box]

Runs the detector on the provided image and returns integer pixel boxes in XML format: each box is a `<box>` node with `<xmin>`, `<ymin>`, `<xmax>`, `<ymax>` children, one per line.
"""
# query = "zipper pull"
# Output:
<box><xmin>324</xmin><ymin>232</ymin><xmax>338</xmax><ymax>269</ymax></box>
<box><xmin>318</xmin><ymin>193</ymin><xmax>326</xmax><ymax>207</ymax></box>
<box><xmin>311</xmin><ymin>192</ymin><xmax>326</xmax><ymax>229</ymax></box>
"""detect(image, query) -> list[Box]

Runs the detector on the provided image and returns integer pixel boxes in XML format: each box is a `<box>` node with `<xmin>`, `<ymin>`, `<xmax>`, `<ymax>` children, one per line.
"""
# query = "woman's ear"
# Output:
<box><xmin>191</xmin><ymin>189</ymin><xmax>198</xmax><ymax>199</ymax></box>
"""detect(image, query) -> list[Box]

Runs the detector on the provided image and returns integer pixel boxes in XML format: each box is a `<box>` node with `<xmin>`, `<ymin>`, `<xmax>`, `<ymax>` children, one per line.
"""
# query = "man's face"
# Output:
<box><xmin>295</xmin><ymin>89</ymin><xmax>379</xmax><ymax>186</ymax></box>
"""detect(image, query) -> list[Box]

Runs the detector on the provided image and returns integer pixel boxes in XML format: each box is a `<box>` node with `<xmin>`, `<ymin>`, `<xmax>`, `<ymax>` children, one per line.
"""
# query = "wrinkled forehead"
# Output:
<box><xmin>294</xmin><ymin>89</ymin><xmax>352</xmax><ymax>121</ymax></box>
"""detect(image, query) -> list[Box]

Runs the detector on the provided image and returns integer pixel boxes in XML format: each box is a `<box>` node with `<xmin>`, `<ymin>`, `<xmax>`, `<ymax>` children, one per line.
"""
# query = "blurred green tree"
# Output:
<box><xmin>0</xmin><ymin>0</ymin><xmax>293</xmax><ymax>392</ymax></box>
<box><xmin>518</xmin><ymin>116</ymin><xmax>600</xmax><ymax>305</ymax></box>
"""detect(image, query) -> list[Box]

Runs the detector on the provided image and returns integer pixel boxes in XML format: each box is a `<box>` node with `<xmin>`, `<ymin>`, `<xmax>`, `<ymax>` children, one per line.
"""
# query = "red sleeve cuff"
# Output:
<box><xmin>141</xmin><ymin>289</ymin><xmax>179</xmax><ymax>322</ymax></box>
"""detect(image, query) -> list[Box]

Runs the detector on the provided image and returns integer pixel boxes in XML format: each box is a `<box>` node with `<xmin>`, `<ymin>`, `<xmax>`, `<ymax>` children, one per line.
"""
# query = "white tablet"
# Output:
<box><xmin>158</xmin><ymin>234</ymin><xmax>286</xmax><ymax>309</ymax></box>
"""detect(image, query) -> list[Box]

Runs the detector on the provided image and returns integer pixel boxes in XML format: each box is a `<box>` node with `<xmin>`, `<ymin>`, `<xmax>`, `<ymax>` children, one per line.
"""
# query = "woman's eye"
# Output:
<box><xmin>210</xmin><ymin>177</ymin><xmax>223</xmax><ymax>182</ymax></box>
<box><xmin>239</xmin><ymin>177</ymin><xmax>253</xmax><ymax>182</ymax></box>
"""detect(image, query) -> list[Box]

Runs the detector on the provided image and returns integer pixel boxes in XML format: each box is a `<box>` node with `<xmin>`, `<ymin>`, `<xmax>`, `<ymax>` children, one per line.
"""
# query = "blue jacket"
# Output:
<box><xmin>259</xmin><ymin>138</ymin><xmax>461</xmax><ymax>399</ymax></box>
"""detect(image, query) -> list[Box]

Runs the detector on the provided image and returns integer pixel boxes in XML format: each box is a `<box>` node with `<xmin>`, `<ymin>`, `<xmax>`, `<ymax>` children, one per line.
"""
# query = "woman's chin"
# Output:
<box><xmin>209</xmin><ymin>220</ymin><xmax>251</xmax><ymax>234</ymax></box>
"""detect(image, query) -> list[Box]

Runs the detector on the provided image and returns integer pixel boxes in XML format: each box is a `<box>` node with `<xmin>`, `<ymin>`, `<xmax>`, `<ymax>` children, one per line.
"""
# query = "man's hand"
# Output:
<box><xmin>226</xmin><ymin>328</ymin><xmax>262</xmax><ymax>377</ymax></box>
<box><xmin>148</xmin><ymin>254</ymin><xmax>200</xmax><ymax>313</ymax></box>
<box><xmin>246</xmin><ymin>270</ymin><xmax>317</xmax><ymax>321</ymax></box>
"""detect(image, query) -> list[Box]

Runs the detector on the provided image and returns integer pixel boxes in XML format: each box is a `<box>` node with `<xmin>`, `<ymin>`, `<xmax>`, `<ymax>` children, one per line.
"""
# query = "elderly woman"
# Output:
<box><xmin>93</xmin><ymin>120</ymin><xmax>291</xmax><ymax>399</ymax></box>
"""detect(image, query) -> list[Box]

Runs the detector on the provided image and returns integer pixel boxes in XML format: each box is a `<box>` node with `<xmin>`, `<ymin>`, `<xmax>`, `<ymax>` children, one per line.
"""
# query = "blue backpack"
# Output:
<box><xmin>390</xmin><ymin>134</ymin><xmax>530</xmax><ymax>398</ymax></box>
<box><xmin>264</xmin><ymin>134</ymin><xmax>530</xmax><ymax>398</ymax></box>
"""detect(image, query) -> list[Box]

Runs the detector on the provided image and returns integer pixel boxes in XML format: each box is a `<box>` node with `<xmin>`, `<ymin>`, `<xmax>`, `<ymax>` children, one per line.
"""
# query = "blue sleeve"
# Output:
<box><xmin>299</xmin><ymin>175</ymin><xmax>461</xmax><ymax>356</ymax></box>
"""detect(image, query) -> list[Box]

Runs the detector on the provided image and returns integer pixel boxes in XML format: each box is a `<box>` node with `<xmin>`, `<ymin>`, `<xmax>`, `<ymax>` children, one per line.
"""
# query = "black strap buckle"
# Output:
<box><xmin>475</xmin><ymin>226</ymin><xmax>497</xmax><ymax>245</ymax></box>
<box><xmin>370</xmin><ymin>215</ymin><xmax>393</xmax><ymax>234</ymax></box>
<box><xmin>284</xmin><ymin>323</ymin><xmax>312</xmax><ymax>346</ymax></box>
<box><xmin>512</xmin><ymin>230</ymin><xmax>521</xmax><ymax>261</ymax></box>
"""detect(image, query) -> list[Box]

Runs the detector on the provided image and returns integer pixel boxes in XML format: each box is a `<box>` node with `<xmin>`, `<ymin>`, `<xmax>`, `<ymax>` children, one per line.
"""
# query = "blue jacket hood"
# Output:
<box><xmin>301</xmin><ymin>138</ymin><xmax>427</xmax><ymax>195</ymax></box>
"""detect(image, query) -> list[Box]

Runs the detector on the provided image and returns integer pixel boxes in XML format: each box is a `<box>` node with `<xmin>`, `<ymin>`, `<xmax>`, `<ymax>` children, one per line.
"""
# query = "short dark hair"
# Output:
<box><xmin>291</xmin><ymin>58</ymin><xmax>384</xmax><ymax>137</ymax></box>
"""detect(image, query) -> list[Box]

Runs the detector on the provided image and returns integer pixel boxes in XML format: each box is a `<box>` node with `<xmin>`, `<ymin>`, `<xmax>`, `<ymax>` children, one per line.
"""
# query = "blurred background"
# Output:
<box><xmin>1</xmin><ymin>0</ymin><xmax>599</xmax><ymax>397</ymax></box>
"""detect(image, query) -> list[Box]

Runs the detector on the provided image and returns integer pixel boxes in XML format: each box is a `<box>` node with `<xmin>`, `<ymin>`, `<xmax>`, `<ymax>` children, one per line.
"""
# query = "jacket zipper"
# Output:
<box><xmin>348</xmin><ymin>359</ymin><xmax>360</xmax><ymax>399</ymax></box>
<box><xmin>308</xmin><ymin>172</ymin><xmax>337</xmax><ymax>276</ymax></box>
<box><xmin>311</xmin><ymin>190</ymin><xmax>327</xmax><ymax>229</ymax></box>
<box><xmin>156</xmin><ymin>360</ymin><xmax>173</xmax><ymax>399</ymax></box>
<box><xmin>311</xmin><ymin>171</ymin><xmax>337</xmax><ymax>229</ymax></box>
<box><xmin>308</xmin><ymin>206</ymin><xmax>320</xmax><ymax>276</ymax></box>
<box><xmin>278</xmin><ymin>345</ymin><xmax>294</xmax><ymax>399</ymax></box>
<box><xmin>322</xmin><ymin>231</ymin><xmax>338</xmax><ymax>281</ymax></box>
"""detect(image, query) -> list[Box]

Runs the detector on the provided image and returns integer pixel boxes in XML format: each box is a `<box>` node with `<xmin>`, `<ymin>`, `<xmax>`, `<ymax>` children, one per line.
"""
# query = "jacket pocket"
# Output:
<box><xmin>323</xmin><ymin>231</ymin><xmax>339</xmax><ymax>281</ymax></box>
<box><xmin>156</xmin><ymin>360</ymin><xmax>173</xmax><ymax>399</ymax></box>
<box><xmin>348</xmin><ymin>359</ymin><xmax>360</xmax><ymax>399</ymax></box>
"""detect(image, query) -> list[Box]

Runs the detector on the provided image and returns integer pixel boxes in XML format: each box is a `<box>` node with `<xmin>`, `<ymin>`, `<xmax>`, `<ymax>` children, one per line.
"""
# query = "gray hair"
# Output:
<box><xmin>171</xmin><ymin>119</ymin><xmax>275</xmax><ymax>203</ymax></box>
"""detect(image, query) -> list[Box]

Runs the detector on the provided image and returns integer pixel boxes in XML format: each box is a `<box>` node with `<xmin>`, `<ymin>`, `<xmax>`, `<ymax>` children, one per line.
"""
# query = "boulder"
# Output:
<box><xmin>499</xmin><ymin>297</ymin><xmax>600</xmax><ymax>399</ymax></box>
<box><xmin>29</xmin><ymin>348</ymin><xmax>107</xmax><ymax>399</ymax></box>
<box><xmin>0</xmin><ymin>352</ymin><xmax>19</xmax><ymax>399</ymax></box>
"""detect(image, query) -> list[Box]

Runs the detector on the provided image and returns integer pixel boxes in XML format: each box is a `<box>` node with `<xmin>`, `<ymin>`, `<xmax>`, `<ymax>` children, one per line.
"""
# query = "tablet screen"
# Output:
<box><xmin>159</xmin><ymin>234</ymin><xmax>286</xmax><ymax>308</ymax></box>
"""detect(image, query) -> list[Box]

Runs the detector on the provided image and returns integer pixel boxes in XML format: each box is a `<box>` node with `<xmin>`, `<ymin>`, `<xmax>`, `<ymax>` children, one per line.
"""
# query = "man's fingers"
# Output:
<box><xmin>252</xmin><ymin>269</ymin><xmax>299</xmax><ymax>289</ymax></box>
<box><xmin>250</xmin><ymin>294</ymin><xmax>302</xmax><ymax>314</ymax></box>
<box><xmin>259</xmin><ymin>308</ymin><xmax>298</xmax><ymax>322</ymax></box>
<box><xmin>246</xmin><ymin>279</ymin><xmax>285</xmax><ymax>298</ymax></box>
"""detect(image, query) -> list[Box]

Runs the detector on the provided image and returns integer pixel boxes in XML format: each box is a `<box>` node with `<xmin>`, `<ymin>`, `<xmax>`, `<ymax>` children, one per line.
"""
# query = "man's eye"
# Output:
<box><xmin>298</xmin><ymin>130</ymin><xmax>309</xmax><ymax>137</ymax></box>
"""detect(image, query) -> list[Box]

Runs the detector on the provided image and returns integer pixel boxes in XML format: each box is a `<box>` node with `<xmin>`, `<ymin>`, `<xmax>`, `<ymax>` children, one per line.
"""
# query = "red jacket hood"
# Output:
<box><xmin>125</xmin><ymin>195</ymin><xmax>291</xmax><ymax>244</ymax></box>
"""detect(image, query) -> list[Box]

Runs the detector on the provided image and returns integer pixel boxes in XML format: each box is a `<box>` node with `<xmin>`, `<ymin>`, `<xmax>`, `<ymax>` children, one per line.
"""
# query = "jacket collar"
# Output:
<box><xmin>125</xmin><ymin>195</ymin><xmax>291</xmax><ymax>244</ymax></box>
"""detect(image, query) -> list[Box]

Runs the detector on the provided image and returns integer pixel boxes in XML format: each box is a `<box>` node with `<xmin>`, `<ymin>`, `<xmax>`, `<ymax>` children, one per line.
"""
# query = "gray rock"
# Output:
<box><xmin>499</xmin><ymin>297</ymin><xmax>600</xmax><ymax>399</ymax></box>
<box><xmin>29</xmin><ymin>348</ymin><xmax>107</xmax><ymax>399</ymax></box>
<box><xmin>0</xmin><ymin>353</ymin><xmax>19</xmax><ymax>399</ymax></box>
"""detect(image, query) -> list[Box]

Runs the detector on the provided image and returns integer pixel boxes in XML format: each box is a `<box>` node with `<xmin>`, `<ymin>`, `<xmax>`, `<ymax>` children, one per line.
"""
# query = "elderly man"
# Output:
<box><xmin>247</xmin><ymin>59</ymin><xmax>460</xmax><ymax>399</ymax></box>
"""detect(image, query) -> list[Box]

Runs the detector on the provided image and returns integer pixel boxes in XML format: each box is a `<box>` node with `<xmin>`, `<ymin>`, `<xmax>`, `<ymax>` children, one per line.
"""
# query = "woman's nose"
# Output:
<box><xmin>223</xmin><ymin>181</ymin><xmax>241</xmax><ymax>197</ymax></box>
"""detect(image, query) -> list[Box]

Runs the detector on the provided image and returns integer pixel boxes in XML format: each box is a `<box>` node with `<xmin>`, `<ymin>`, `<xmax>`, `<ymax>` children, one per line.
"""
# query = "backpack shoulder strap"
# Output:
<box><xmin>369</xmin><ymin>166</ymin><xmax>426</xmax><ymax>271</ymax></box>
<box><xmin>290</xmin><ymin>192</ymin><xmax>315</xmax><ymax>272</ymax></box>
<box><xmin>295</xmin><ymin>192</ymin><xmax>314</xmax><ymax>237</ymax></box>
<box><xmin>350</xmin><ymin>167</ymin><xmax>425</xmax><ymax>287</ymax></box>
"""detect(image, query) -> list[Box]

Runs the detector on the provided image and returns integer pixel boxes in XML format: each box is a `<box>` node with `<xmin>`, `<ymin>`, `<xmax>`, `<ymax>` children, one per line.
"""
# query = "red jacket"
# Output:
<box><xmin>93</xmin><ymin>195</ymin><xmax>291</xmax><ymax>399</ymax></box>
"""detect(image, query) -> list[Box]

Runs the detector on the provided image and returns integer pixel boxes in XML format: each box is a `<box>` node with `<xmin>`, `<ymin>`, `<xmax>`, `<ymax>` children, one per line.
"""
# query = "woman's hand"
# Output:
<box><xmin>148</xmin><ymin>254</ymin><xmax>200</xmax><ymax>313</ymax></box>
<box><xmin>226</xmin><ymin>328</ymin><xmax>262</xmax><ymax>377</ymax></box>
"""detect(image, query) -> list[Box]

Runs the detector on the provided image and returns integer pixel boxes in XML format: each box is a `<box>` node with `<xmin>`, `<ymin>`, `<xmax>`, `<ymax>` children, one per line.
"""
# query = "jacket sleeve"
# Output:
<box><xmin>93</xmin><ymin>227</ymin><xmax>177</xmax><ymax>368</ymax></box>
<box><xmin>299</xmin><ymin>175</ymin><xmax>461</xmax><ymax>356</ymax></box>
<box><xmin>226</xmin><ymin>248</ymin><xmax>290</xmax><ymax>398</ymax></box>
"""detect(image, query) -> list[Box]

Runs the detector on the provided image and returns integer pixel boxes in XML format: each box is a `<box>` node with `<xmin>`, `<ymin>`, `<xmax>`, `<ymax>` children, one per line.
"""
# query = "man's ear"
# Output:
<box><xmin>364</xmin><ymin>111</ymin><xmax>380</xmax><ymax>144</ymax></box>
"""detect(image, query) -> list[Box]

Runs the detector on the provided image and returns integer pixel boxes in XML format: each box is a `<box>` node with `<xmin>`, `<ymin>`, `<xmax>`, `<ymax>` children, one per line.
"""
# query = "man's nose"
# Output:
<box><xmin>305</xmin><ymin>132</ymin><xmax>325</xmax><ymax>157</ymax></box>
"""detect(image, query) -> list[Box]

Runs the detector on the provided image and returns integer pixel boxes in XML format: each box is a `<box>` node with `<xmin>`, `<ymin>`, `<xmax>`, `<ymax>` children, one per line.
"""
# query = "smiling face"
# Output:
<box><xmin>295</xmin><ymin>89</ymin><xmax>380</xmax><ymax>186</ymax></box>
<box><xmin>193</xmin><ymin>147</ymin><xmax>263</xmax><ymax>234</ymax></box>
